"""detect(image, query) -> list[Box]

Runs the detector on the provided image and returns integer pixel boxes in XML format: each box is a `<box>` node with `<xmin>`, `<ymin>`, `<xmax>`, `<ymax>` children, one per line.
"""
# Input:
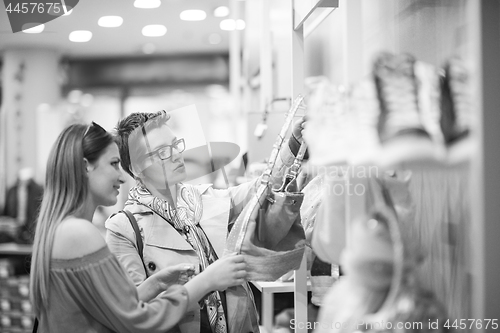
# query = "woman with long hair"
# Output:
<box><xmin>29</xmin><ymin>122</ymin><xmax>247</xmax><ymax>333</ymax></box>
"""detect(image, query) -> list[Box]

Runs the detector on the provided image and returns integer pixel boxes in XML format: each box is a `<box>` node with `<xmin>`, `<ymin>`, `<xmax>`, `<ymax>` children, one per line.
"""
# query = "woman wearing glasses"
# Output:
<box><xmin>106</xmin><ymin>110</ymin><xmax>306</xmax><ymax>333</ymax></box>
<box><xmin>29</xmin><ymin>122</ymin><xmax>248</xmax><ymax>333</ymax></box>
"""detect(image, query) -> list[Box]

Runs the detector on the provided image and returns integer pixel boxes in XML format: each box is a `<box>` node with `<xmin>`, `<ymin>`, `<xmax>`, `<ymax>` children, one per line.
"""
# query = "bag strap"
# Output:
<box><xmin>32</xmin><ymin>317</ymin><xmax>38</xmax><ymax>333</ymax></box>
<box><xmin>120</xmin><ymin>210</ymin><xmax>148</xmax><ymax>276</ymax></box>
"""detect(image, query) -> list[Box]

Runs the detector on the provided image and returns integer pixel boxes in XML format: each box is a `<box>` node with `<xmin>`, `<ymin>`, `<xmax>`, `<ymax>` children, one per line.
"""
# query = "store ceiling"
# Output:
<box><xmin>0</xmin><ymin>0</ymin><xmax>234</xmax><ymax>59</ymax></box>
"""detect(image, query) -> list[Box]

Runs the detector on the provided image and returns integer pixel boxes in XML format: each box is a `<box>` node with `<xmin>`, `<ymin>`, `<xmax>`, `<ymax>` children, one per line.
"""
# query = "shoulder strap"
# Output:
<box><xmin>121</xmin><ymin>210</ymin><xmax>148</xmax><ymax>276</ymax></box>
<box><xmin>121</xmin><ymin>210</ymin><xmax>143</xmax><ymax>260</ymax></box>
<box><xmin>32</xmin><ymin>317</ymin><xmax>38</xmax><ymax>333</ymax></box>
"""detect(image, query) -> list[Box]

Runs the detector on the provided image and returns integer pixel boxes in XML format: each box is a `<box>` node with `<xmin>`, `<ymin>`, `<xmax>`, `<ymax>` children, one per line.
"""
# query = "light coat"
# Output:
<box><xmin>106</xmin><ymin>146</ymin><xmax>296</xmax><ymax>333</ymax></box>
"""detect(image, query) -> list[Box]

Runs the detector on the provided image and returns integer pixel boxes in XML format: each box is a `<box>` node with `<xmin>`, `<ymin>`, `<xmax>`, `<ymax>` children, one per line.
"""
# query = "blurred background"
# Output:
<box><xmin>1</xmin><ymin>1</ymin><xmax>500</xmax><ymax>332</ymax></box>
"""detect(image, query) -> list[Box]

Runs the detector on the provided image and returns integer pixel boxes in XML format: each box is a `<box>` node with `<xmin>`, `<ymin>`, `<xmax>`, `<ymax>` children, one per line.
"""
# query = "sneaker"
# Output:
<box><xmin>303</xmin><ymin>78</ymin><xmax>351</xmax><ymax>166</ymax></box>
<box><xmin>373</xmin><ymin>52</ymin><xmax>439</xmax><ymax>168</ymax></box>
<box><xmin>440</xmin><ymin>57</ymin><xmax>473</xmax><ymax>164</ymax></box>
<box><xmin>346</xmin><ymin>77</ymin><xmax>383</xmax><ymax>166</ymax></box>
<box><xmin>414</xmin><ymin>60</ymin><xmax>448</xmax><ymax>162</ymax></box>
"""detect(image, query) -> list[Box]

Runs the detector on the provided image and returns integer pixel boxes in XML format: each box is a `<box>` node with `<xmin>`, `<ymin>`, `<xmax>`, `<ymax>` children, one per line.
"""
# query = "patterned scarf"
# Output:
<box><xmin>127</xmin><ymin>183</ymin><xmax>227</xmax><ymax>333</ymax></box>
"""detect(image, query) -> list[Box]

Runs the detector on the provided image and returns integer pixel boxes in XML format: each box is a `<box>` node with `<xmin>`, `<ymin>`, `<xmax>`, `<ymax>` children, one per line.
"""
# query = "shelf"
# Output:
<box><xmin>294</xmin><ymin>0</ymin><xmax>339</xmax><ymax>30</ymax></box>
<box><xmin>251</xmin><ymin>279</ymin><xmax>312</xmax><ymax>333</ymax></box>
<box><xmin>0</xmin><ymin>243</ymin><xmax>32</xmax><ymax>256</ymax></box>
<box><xmin>251</xmin><ymin>279</ymin><xmax>311</xmax><ymax>293</ymax></box>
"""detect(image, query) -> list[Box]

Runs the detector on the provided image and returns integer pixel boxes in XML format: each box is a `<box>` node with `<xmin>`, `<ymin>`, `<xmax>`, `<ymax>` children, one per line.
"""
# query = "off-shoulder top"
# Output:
<box><xmin>39</xmin><ymin>246</ymin><xmax>189</xmax><ymax>333</ymax></box>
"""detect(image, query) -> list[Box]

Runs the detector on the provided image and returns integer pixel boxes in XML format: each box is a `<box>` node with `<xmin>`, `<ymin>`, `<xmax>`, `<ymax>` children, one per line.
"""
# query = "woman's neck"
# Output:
<box><xmin>149</xmin><ymin>183</ymin><xmax>179</xmax><ymax>207</ymax></box>
<box><xmin>74</xmin><ymin>200</ymin><xmax>97</xmax><ymax>222</ymax></box>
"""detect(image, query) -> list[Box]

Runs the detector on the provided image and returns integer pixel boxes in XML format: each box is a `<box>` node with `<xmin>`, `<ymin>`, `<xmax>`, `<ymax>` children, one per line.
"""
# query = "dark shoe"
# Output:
<box><xmin>440</xmin><ymin>57</ymin><xmax>470</xmax><ymax>145</ymax></box>
<box><xmin>373</xmin><ymin>52</ymin><xmax>438</xmax><ymax>167</ymax></box>
<box><xmin>440</xmin><ymin>57</ymin><xmax>473</xmax><ymax>164</ymax></box>
<box><xmin>374</xmin><ymin>52</ymin><xmax>431</xmax><ymax>142</ymax></box>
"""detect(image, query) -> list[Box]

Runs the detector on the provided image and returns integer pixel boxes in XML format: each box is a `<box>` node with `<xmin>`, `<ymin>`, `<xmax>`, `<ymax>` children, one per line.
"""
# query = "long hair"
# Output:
<box><xmin>29</xmin><ymin>123</ymin><xmax>114</xmax><ymax>317</ymax></box>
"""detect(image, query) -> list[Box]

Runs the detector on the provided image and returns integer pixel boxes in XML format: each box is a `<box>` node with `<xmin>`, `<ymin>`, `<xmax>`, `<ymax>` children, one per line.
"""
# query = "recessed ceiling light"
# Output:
<box><xmin>69</xmin><ymin>30</ymin><xmax>92</xmax><ymax>42</ymax></box>
<box><xmin>220</xmin><ymin>19</ymin><xmax>245</xmax><ymax>31</ymax></box>
<box><xmin>180</xmin><ymin>9</ymin><xmax>207</xmax><ymax>21</ymax></box>
<box><xmin>134</xmin><ymin>0</ymin><xmax>161</xmax><ymax>9</ymax></box>
<box><xmin>81</xmin><ymin>94</ymin><xmax>94</xmax><ymax>107</ymax></box>
<box><xmin>220</xmin><ymin>19</ymin><xmax>234</xmax><ymax>31</ymax></box>
<box><xmin>213</xmin><ymin>6</ymin><xmax>229</xmax><ymax>18</ymax></box>
<box><xmin>142</xmin><ymin>25</ymin><xmax>167</xmax><ymax>37</ymax></box>
<box><xmin>142</xmin><ymin>43</ymin><xmax>156</xmax><ymax>54</ymax></box>
<box><xmin>98</xmin><ymin>16</ymin><xmax>123</xmax><ymax>28</ymax></box>
<box><xmin>236</xmin><ymin>19</ymin><xmax>246</xmax><ymax>30</ymax></box>
<box><xmin>68</xmin><ymin>90</ymin><xmax>83</xmax><ymax>103</ymax></box>
<box><xmin>22</xmin><ymin>24</ymin><xmax>45</xmax><ymax>33</ymax></box>
<box><xmin>208</xmin><ymin>33</ymin><xmax>222</xmax><ymax>45</ymax></box>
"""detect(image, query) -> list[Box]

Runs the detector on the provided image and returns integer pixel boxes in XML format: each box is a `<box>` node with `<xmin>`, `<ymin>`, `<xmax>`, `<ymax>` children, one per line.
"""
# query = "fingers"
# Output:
<box><xmin>219</xmin><ymin>255</ymin><xmax>247</xmax><ymax>278</ymax></box>
<box><xmin>234</xmin><ymin>270</ymin><xmax>247</xmax><ymax>279</ymax></box>
<box><xmin>299</xmin><ymin>115</ymin><xmax>308</xmax><ymax>126</ymax></box>
<box><xmin>231</xmin><ymin>259</ymin><xmax>247</xmax><ymax>281</ymax></box>
<box><xmin>234</xmin><ymin>278</ymin><xmax>246</xmax><ymax>286</ymax></box>
<box><xmin>248</xmin><ymin>206</ymin><xmax>259</xmax><ymax>225</ymax></box>
<box><xmin>293</xmin><ymin>116</ymin><xmax>308</xmax><ymax>140</ymax></box>
<box><xmin>171</xmin><ymin>263</ymin><xmax>196</xmax><ymax>274</ymax></box>
<box><xmin>179</xmin><ymin>263</ymin><xmax>196</xmax><ymax>271</ymax></box>
<box><xmin>229</xmin><ymin>254</ymin><xmax>245</xmax><ymax>263</ymax></box>
<box><xmin>234</xmin><ymin>261</ymin><xmax>246</xmax><ymax>270</ymax></box>
<box><xmin>222</xmin><ymin>252</ymin><xmax>245</xmax><ymax>263</ymax></box>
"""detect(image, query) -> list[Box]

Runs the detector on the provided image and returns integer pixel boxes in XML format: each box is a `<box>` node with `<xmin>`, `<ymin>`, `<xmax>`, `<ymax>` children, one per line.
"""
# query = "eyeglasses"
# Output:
<box><xmin>83</xmin><ymin>121</ymin><xmax>106</xmax><ymax>138</ymax></box>
<box><xmin>146</xmin><ymin>138</ymin><xmax>185</xmax><ymax>161</ymax></box>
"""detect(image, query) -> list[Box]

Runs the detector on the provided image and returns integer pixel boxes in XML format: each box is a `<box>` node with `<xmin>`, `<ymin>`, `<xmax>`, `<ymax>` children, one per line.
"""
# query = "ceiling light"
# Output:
<box><xmin>220</xmin><ymin>19</ymin><xmax>235</xmax><ymax>31</ymax></box>
<box><xmin>208</xmin><ymin>33</ymin><xmax>222</xmax><ymax>45</ymax></box>
<box><xmin>22</xmin><ymin>24</ymin><xmax>45</xmax><ymax>33</ymax></box>
<box><xmin>142</xmin><ymin>43</ymin><xmax>156</xmax><ymax>54</ymax></box>
<box><xmin>213</xmin><ymin>6</ymin><xmax>229</xmax><ymax>18</ymax></box>
<box><xmin>134</xmin><ymin>0</ymin><xmax>160</xmax><ymax>9</ymax></box>
<box><xmin>81</xmin><ymin>94</ymin><xmax>94</xmax><ymax>107</ymax></box>
<box><xmin>236</xmin><ymin>19</ymin><xmax>246</xmax><ymax>30</ymax></box>
<box><xmin>220</xmin><ymin>19</ymin><xmax>245</xmax><ymax>31</ymax></box>
<box><xmin>98</xmin><ymin>16</ymin><xmax>123</xmax><ymax>27</ymax></box>
<box><xmin>69</xmin><ymin>30</ymin><xmax>92</xmax><ymax>42</ymax></box>
<box><xmin>68</xmin><ymin>90</ymin><xmax>83</xmax><ymax>103</ymax></box>
<box><xmin>142</xmin><ymin>25</ymin><xmax>167</xmax><ymax>37</ymax></box>
<box><xmin>180</xmin><ymin>9</ymin><xmax>207</xmax><ymax>21</ymax></box>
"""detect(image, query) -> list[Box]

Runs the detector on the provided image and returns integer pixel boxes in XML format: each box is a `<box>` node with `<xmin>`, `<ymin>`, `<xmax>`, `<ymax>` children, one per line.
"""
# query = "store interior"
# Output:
<box><xmin>1</xmin><ymin>0</ymin><xmax>499</xmax><ymax>332</ymax></box>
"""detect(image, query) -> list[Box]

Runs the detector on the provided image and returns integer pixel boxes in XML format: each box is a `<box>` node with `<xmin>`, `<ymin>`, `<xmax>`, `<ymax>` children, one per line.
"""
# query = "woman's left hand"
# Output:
<box><xmin>155</xmin><ymin>263</ymin><xmax>196</xmax><ymax>291</ymax></box>
<box><xmin>292</xmin><ymin>115</ymin><xmax>308</xmax><ymax>141</ymax></box>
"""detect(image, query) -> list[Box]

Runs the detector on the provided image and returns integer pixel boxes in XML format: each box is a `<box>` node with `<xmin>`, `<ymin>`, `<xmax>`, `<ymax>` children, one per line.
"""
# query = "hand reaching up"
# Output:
<box><xmin>289</xmin><ymin>116</ymin><xmax>309</xmax><ymax>159</ymax></box>
<box><xmin>292</xmin><ymin>116</ymin><xmax>308</xmax><ymax>142</ymax></box>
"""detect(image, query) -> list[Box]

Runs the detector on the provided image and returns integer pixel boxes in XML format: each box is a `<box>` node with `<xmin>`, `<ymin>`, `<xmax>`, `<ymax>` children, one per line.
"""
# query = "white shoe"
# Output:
<box><xmin>346</xmin><ymin>77</ymin><xmax>383</xmax><ymax>167</ymax></box>
<box><xmin>303</xmin><ymin>79</ymin><xmax>351</xmax><ymax>167</ymax></box>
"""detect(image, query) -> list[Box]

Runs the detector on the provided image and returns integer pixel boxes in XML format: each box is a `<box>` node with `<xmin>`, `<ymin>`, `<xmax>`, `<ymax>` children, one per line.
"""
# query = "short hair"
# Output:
<box><xmin>114</xmin><ymin>111</ymin><xmax>171</xmax><ymax>178</ymax></box>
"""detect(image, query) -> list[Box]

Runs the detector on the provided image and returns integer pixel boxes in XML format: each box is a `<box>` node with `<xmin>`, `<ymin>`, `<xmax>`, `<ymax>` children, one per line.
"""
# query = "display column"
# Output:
<box><xmin>0</xmin><ymin>49</ymin><xmax>61</xmax><ymax>209</ymax></box>
<box><xmin>471</xmin><ymin>0</ymin><xmax>500</xmax><ymax>326</ymax></box>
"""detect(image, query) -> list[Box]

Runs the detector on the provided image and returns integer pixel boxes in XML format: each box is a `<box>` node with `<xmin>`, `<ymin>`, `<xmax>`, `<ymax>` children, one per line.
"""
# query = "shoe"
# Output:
<box><xmin>346</xmin><ymin>77</ymin><xmax>383</xmax><ymax>166</ymax></box>
<box><xmin>439</xmin><ymin>57</ymin><xmax>473</xmax><ymax>164</ymax></box>
<box><xmin>373</xmin><ymin>52</ymin><xmax>439</xmax><ymax>168</ymax></box>
<box><xmin>414</xmin><ymin>60</ymin><xmax>448</xmax><ymax>163</ymax></box>
<box><xmin>303</xmin><ymin>78</ymin><xmax>351</xmax><ymax>166</ymax></box>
